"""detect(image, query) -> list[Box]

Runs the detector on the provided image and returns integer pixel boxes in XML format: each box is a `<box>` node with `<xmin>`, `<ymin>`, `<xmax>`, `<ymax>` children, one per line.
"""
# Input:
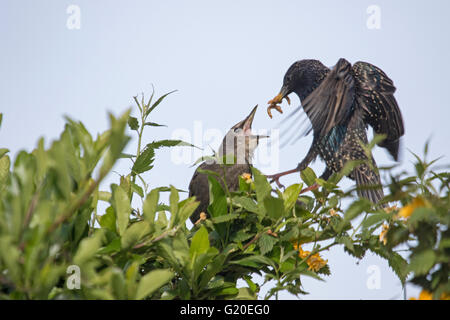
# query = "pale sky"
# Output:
<box><xmin>1</xmin><ymin>0</ymin><xmax>449</xmax><ymax>299</ymax></box>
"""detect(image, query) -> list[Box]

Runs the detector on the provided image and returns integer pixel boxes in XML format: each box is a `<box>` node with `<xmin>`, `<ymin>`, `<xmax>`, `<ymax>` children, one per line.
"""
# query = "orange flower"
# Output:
<box><xmin>398</xmin><ymin>197</ymin><xmax>427</xmax><ymax>219</ymax></box>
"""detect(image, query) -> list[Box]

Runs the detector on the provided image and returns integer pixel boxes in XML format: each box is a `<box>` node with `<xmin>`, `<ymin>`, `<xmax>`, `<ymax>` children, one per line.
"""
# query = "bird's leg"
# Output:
<box><xmin>266</xmin><ymin>167</ymin><xmax>300</xmax><ymax>189</ymax></box>
<box><xmin>266</xmin><ymin>145</ymin><xmax>318</xmax><ymax>189</ymax></box>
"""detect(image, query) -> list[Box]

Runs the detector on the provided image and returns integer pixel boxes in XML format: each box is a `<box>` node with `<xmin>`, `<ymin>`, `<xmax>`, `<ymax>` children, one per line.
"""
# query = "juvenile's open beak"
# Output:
<box><xmin>267</xmin><ymin>85</ymin><xmax>291</xmax><ymax>118</ymax></box>
<box><xmin>242</xmin><ymin>105</ymin><xmax>258</xmax><ymax>132</ymax></box>
<box><xmin>232</xmin><ymin>105</ymin><xmax>270</xmax><ymax>140</ymax></box>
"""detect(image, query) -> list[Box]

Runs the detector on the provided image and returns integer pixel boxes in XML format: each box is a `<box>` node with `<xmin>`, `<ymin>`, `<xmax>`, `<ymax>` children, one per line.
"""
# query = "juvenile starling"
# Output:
<box><xmin>188</xmin><ymin>105</ymin><xmax>267</xmax><ymax>224</ymax></box>
<box><xmin>266</xmin><ymin>58</ymin><xmax>404</xmax><ymax>205</ymax></box>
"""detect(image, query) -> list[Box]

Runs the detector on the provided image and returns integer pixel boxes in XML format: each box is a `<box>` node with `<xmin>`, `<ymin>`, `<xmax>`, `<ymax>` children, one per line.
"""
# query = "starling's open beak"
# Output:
<box><xmin>267</xmin><ymin>86</ymin><xmax>291</xmax><ymax>118</ymax></box>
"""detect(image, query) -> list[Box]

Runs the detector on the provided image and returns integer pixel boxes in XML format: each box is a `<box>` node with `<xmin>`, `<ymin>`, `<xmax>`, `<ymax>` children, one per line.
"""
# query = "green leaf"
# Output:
<box><xmin>233</xmin><ymin>196</ymin><xmax>259</xmax><ymax>213</ymax></box>
<box><xmin>145</xmin><ymin>90</ymin><xmax>177</xmax><ymax>117</ymax></box>
<box><xmin>337</xmin><ymin>199</ymin><xmax>372</xmax><ymax>232</ymax></box>
<box><xmin>263</xmin><ymin>196</ymin><xmax>285</xmax><ymax>220</ymax></box>
<box><xmin>0</xmin><ymin>148</ymin><xmax>9</xmax><ymax>159</ymax></box>
<box><xmin>143</xmin><ymin>122</ymin><xmax>166</xmax><ymax>127</ymax></box>
<box><xmin>190</xmin><ymin>226</ymin><xmax>210</xmax><ymax>257</ymax></box>
<box><xmin>235</xmin><ymin>287</ymin><xmax>257</xmax><ymax>300</ymax></box>
<box><xmin>169</xmin><ymin>185</ymin><xmax>179</xmax><ymax>227</ymax></box>
<box><xmin>300</xmin><ymin>167</ymin><xmax>317</xmax><ymax>186</ymax></box>
<box><xmin>73</xmin><ymin>230</ymin><xmax>105</xmax><ymax>265</ymax></box>
<box><xmin>121</xmin><ymin>221</ymin><xmax>151</xmax><ymax>249</ymax></box>
<box><xmin>230</xmin><ymin>255</ymin><xmax>276</xmax><ymax>269</ymax></box>
<box><xmin>135</xmin><ymin>269</ymin><xmax>175</xmax><ymax>300</ymax></box>
<box><xmin>132</xmin><ymin>147</ymin><xmax>155</xmax><ymax>175</ymax></box>
<box><xmin>131</xmin><ymin>182</ymin><xmax>144</xmax><ymax>198</ymax></box>
<box><xmin>0</xmin><ymin>154</ymin><xmax>10</xmax><ymax>188</ymax></box>
<box><xmin>178</xmin><ymin>197</ymin><xmax>200</xmax><ymax>224</ymax></box>
<box><xmin>337</xmin><ymin>235</ymin><xmax>355</xmax><ymax>253</ymax></box>
<box><xmin>99</xmin><ymin>207</ymin><xmax>117</xmax><ymax>233</ymax></box>
<box><xmin>207</xmin><ymin>176</ymin><xmax>227</xmax><ymax>218</ymax></box>
<box><xmin>258</xmin><ymin>233</ymin><xmax>278</xmax><ymax>255</ymax></box>
<box><xmin>143</xmin><ymin>189</ymin><xmax>159</xmax><ymax>223</ymax></box>
<box><xmin>252</xmin><ymin>167</ymin><xmax>272</xmax><ymax>218</ymax></box>
<box><xmin>147</xmin><ymin>139</ymin><xmax>196</xmax><ymax>150</ymax></box>
<box><xmin>111</xmin><ymin>184</ymin><xmax>131</xmax><ymax>236</ymax></box>
<box><xmin>283</xmin><ymin>183</ymin><xmax>303</xmax><ymax>212</ymax></box>
<box><xmin>211</xmin><ymin>213</ymin><xmax>240</xmax><ymax>224</ymax></box>
<box><xmin>127</xmin><ymin>116</ymin><xmax>139</xmax><ymax>131</ymax></box>
<box><xmin>408</xmin><ymin>249</ymin><xmax>436</xmax><ymax>276</ymax></box>
<box><xmin>362</xmin><ymin>212</ymin><xmax>390</xmax><ymax>229</ymax></box>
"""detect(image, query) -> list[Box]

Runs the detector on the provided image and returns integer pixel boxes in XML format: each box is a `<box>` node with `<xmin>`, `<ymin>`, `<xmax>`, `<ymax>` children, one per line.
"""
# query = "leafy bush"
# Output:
<box><xmin>0</xmin><ymin>92</ymin><xmax>448</xmax><ymax>300</ymax></box>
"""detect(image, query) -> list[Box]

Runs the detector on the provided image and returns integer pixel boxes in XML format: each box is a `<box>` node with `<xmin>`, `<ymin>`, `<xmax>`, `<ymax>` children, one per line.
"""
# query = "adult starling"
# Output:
<box><xmin>188</xmin><ymin>105</ymin><xmax>267</xmax><ymax>224</ymax></box>
<box><xmin>266</xmin><ymin>58</ymin><xmax>404</xmax><ymax>205</ymax></box>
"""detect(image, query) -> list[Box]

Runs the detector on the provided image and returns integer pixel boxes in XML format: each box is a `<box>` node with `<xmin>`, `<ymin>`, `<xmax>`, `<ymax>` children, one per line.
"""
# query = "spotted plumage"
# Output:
<box><xmin>268</xmin><ymin>58</ymin><xmax>404</xmax><ymax>205</ymax></box>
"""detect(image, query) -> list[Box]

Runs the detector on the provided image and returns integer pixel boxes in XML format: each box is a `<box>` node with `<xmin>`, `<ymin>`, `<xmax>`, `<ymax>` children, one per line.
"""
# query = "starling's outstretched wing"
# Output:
<box><xmin>301</xmin><ymin>58</ymin><xmax>355</xmax><ymax>139</ymax></box>
<box><xmin>352</xmin><ymin>62</ymin><xmax>404</xmax><ymax>160</ymax></box>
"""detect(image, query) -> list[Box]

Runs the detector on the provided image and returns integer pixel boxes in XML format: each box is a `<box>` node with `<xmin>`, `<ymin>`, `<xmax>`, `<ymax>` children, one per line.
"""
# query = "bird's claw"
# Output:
<box><xmin>267</xmin><ymin>104</ymin><xmax>283</xmax><ymax>119</ymax></box>
<box><xmin>266</xmin><ymin>174</ymin><xmax>285</xmax><ymax>189</ymax></box>
<box><xmin>267</xmin><ymin>95</ymin><xmax>290</xmax><ymax>118</ymax></box>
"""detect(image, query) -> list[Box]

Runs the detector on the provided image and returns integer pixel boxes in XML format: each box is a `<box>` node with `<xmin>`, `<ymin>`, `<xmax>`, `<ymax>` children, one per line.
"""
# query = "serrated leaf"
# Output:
<box><xmin>127</xmin><ymin>116</ymin><xmax>139</xmax><ymax>131</ymax></box>
<box><xmin>146</xmin><ymin>139</ymin><xmax>196</xmax><ymax>150</ymax></box>
<box><xmin>362</xmin><ymin>212</ymin><xmax>390</xmax><ymax>229</ymax></box>
<box><xmin>337</xmin><ymin>199</ymin><xmax>372</xmax><ymax>232</ymax></box>
<box><xmin>252</xmin><ymin>167</ymin><xmax>272</xmax><ymax>218</ymax></box>
<box><xmin>263</xmin><ymin>196</ymin><xmax>285</xmax><ymax>220</ymax></box>
<box><xmin>145</xmin><ymin>90</ymin><xmax>177</xmax><ymax>117</ymax></box>
<box><xmin>230</xmin><ymin>255</ymin><xmax>276</xmax><ymax>269</ymax></box>
<box><xmin>211</xmin><ymin>213</ymin><xmax>240</xmax><ymax>224</ymax></box>
<box><xmin>132</xmin><ymin>147</ymin><xmax>155</xmax><ymax>175</ymax></box>
<box><xmin>233</xmin><ymin>196</ymin><xmax>259</xmax><ymax>213</ymax></box>
<box><xmin>258</xmin><ymin>233</ymin><xmax>278</xmax><ymax>255</ymax></box>
<box><xmin>408</xmin><ymin>249</ymin><xmax>436</xmax><ymax>276</ymax></box>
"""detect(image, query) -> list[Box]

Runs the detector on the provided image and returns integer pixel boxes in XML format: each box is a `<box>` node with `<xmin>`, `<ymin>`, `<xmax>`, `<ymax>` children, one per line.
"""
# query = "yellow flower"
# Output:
<box><xmin>379</xmin><ymin>224</ymin><xmax>389</xmax><ymax>245</ymax></box>
<box><xmin>241</xmin><ymin>173</ymin><xmax>252</xmax><ymax>184</ymax></box>
<box><xmin>440</xmin><ymin>292</ymin><xmax>450</xmax><ymax>300</ymax></box>
<box><xmin>194</xmin><ymin>212</ymin><xmax>207</xmax><ymax>225</ymax></box>
<box><xmin>398</xmin><ymin>197</ymin><xmax>427</xmax><ymax>219</ymax></box>
<box><xmin>410</xmin><ymin>290</ymin><xmax>433</xmax><ymax>300</ymax></box>
<box><xmin>292</xmin><ymin>243</ymin><xmax>328</xmax><ymax>272</ymax></box>
<box><xmin>329</xmin><ymin>209</ymin><xmax>339</xmax><ymax>216</ymax></box>
<box><xmin>307</xmin><ymin>253</ymin><xmax>328</xmax><ymax>272</ymax></box>
<box><xmin>410</xmin><ymin>290</ymin><xmax>450</xmax><ymax>300</ymax></box>
<box><xmin>384</xmin><ymin>205</ymin><xmax>398</xmax><ymax>213</ymax></box>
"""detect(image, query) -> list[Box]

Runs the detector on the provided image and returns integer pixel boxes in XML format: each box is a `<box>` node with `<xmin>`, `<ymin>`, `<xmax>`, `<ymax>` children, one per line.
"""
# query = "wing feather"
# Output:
<box><xmin>301</xmin><ymin>58</ymin><xmax>356</xmax><ymax>139</ymax></box>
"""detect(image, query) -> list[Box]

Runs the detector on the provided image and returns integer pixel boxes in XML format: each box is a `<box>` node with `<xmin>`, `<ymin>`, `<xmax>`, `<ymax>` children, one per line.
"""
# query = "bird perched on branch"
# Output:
<box><xmin>188</xmin><ymin>105</ymin><xmax>267</xmax><ymax>224</ymax></box>
<box><xmin>266</xmin><ymin>58</ymin><xmax>404</xmax><ymax>205</ymax></box>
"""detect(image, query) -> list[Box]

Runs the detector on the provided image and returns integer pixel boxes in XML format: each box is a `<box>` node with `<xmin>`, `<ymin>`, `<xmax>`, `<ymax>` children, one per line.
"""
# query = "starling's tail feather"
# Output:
<box><xmin>354</xmin><ymin>163</ymin><xmax>387</xmax><ymax>207</ymax></box>
<box><xmin>379</xmin><ymin>138</ymin><xmax>401</xmax><ymax>162</ymax></box>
